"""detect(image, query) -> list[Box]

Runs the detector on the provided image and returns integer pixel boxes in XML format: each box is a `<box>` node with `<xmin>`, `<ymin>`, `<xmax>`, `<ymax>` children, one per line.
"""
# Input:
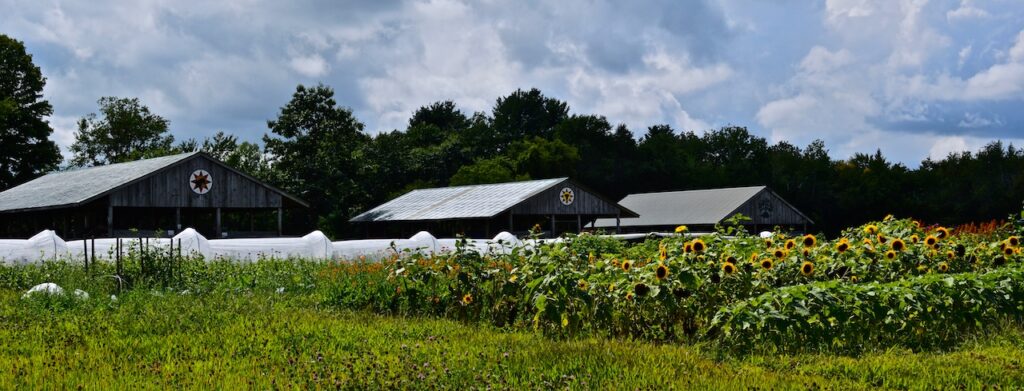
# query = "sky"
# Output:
<box><xmin>2</xmin><ymin>0</ymin><xmax>1024</xmax><ymax>166</ymax></box>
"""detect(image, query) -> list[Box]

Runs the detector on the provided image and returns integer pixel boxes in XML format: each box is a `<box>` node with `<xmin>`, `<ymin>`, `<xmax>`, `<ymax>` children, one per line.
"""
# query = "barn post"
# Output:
<box><xmin>175</xmin><ymin>207</ymin><xmax>181</xmax><ymax>232</ymax></box>
<box><xmin>576</xmin><ymin>214</ymin><xmax>582</xmax><ymax>233</ymax></box>
<box><xmin>215</xmin><ymin>208</ymin><xmax>222</xmax><ymax>238</ymax></box>
<box><xmin>277</xmin><ymin>207</ymin><xmax>283</xmax><ymax>236</ymax></box>
<box><xmin>107</xmin><ymin>205</ymin><xmax>114</xmax><ymax>237</ymax></box>
<box><xmin>550</xmin><ymin>215</ymin><xmax>556</xmax><ymax>238</ymax></box>
<box><xmin>615</xmin><ymin>211</ymin><xmax>621</xmax><ymax>234</ymax></box>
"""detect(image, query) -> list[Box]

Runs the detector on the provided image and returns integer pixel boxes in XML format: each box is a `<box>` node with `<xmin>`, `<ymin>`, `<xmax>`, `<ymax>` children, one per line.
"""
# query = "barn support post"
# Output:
<box><xmin>107</xmin><ymin>205</ymin><xmax>114</xmax><ymax>238</ymax></box>
<box><xmin>175</xmin><ymin>207</ymin><xmax>181</xmax><ymax>232</ymax></box>
<box><xmin>576</xmin><ymin>215</ymin><xmax>582</xmax><ymax>233</ymax></box>
<box><xmin>616</xmin><ymin>211</ymin><xmax>621</xmax><ymax>234</ymax></box>
<box><xmin>215</xmin><ymin>208</ymin><xmax>222</xmax><ymax>238</ymax></box>
<box><xmin>550</xmin><ymin>215</ymin><xmax>556</xmax><ymax>238</ymax></box>
<box><xmin>277</xmin><ymin>207</ymin><xmax>283</xmax><ymax>236</ymax></box>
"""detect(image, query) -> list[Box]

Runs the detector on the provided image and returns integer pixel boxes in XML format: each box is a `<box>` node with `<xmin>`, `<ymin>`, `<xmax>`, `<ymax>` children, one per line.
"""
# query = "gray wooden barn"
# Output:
<box><xmin>350</xmin><ymin>178</ymin><xmax>638</xmax><ymax>238</ymax></box>
<box><xmin>591</xmin><ymin>186</ymin><xmax>813</xmax><ymax>233</ymax></box>
<box><xmin>0</xmin><ymin>152</ymin><xmax>308</xmax><ymax>239</ymax></box>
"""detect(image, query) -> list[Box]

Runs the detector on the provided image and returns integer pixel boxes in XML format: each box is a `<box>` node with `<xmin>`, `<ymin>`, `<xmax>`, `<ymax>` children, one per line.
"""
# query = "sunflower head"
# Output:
<box><xmin>865</xmin><ymin>225</ymin><xmax>879</xmax><ymax>235</ymax></box>
<box><xmin>760</xmin><ymin>259</ymin><xmax>774</xmax><ymax>270</ymax></box>
<box><xmin>659</xmin><ymin>244</ymin><xmax>667</xmax><ymax>261</ymax></box>
<box><xmin>884</xmin><ymin>214</ymin><xmax>895</xmax><ymax>221</ymax></box>
<box><xmin>722</xmin><ymin>262</ymin><xmax>737</xmax><ymax>274</ymax></box>
<box><xmin>885</xmin><ymin>250</ymin><xmax>896</xmax><ymax>260</ymax></box>
<box><xmin>891</xmin><ymin>239</ymin><xmax>906</xmax><ymax>252</ymax></box>
<box><xmin>692</xmin><ymin>239</ymin><xmax>706</xmax><ymax>253</ymax></box>
<box><xmin>764</xmin><ymin>239</ymin><xmax>773</xmax><ymax>248</ymax></box>
<box><xmin>910</xmin><ymin>235</ymin><xmax>920</xmax><ymax>244</ymax></box>
<box><xmin>625</xmin><ymin>292</ymin><xmax>635</xmax><ymax>301</ymax></box>
<box><xmin>936</xmin><ymin>227</ymin><xmax>950</xmax><ymax>239</ymax></box>
<box><xmin>621</xmin><ymin>260</ymin><xmax>633</xmax><ymax>272</ymax></box>
<box><xmin>684</xmin><ymin>243</ymin><xmax>693</xmax><ymax>253</ymax></box>
<box><xmin>938</xmin><ymin>262</ymin><xmax>949</xmax><ymax>273</ymax></box>
<box><xmin>1004</xmin><ymin>246</ymin><xmax>1015</xmax><ymax>256</ymax></box>
<box><xmin>946</xmin><ymin>250</ymin><xmax>956</xmax><ymax>259</ymax></box>
<box><xmin>1009</xmin><ymin>236</ymin><xmax>1021</xmax><ymax>247</ymax></box>
<box><xmin>633</xmin><ymin>283</ymin><xmax>650</xmax><ymax>297</ymax></box>
<box><xmin>850</xmin><ymin>275</ymin><xmax>859</xmax><ymax>283</ymax></box>
<box><xmin>674</xmin><ymin>225</ymin><xmax>688</xmax><ymax>234</ymax></box>
<box><xmin>655</xmin><ymin>264</ymin><xmax>669</xmax><ymax>280</ymax></box>
<box><xmin>461</xmin><ymin>293</ymin><xmax>473</xmax><ymax>305</ymax></box>
<box><xmin>836</xmin><ymin>241</ymin><xmax>850</xmax><ymax>253</ymax></box>
<box><xmin>800</xmin><ymin>261</ymin><xmax>814</xmax><ymax>276</ymax></box>
<box><xmin>773</xmin><ymin>248</ymin><xmax>786</xmax><ymax>259</ymax></box>
<box><xmin>877</xmin><ymin>234</ymin><xmax>887</xmax><ymax>244</ymax></box>
<box><xmin>577</xmin><ymin>279</ymin><xmax>588</xmax><ymax>290</ymax></box>
<box><xmin>724</xmin><ymin>255</ymin><xmax>738</xmax><ymax>264</ymax></box>
<box><xmin>802</xmin><ymin>234</ymin><xmax>817</xmax><ymax>248</ymax></box>
<box><xmin>925</xmin><ymin>235</ymin><xmax>938</xmax><ymax>247</ymax></box>
<box><xmin>802</xmin><ymin>249</ymin><xmax>811</xmax><ymax>257</ymax></box>
<box><xmin>785</xmin><ymin>239</ymin><xmax>796</xmax><ymax>250</ymax></box>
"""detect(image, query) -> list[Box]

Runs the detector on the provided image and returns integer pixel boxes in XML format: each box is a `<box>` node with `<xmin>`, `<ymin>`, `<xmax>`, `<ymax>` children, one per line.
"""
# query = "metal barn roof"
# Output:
<box><xmin>351</xmin><ymin>178</ymin><xmax>571</xmax><ymax>222</ymax></box>
<box><xmin>593</xmin><ymin>186</ymin><xmax>769</xmax><ymax>228</ymax></box>
<box><xmin>0</xmin><ymin>152</ymin><xmax>198</xmax><ymax>213</ymax></box>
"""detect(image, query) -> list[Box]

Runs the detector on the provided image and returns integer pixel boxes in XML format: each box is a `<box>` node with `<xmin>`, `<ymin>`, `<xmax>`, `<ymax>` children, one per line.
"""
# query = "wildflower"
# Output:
<box><xmin>760</xmin><ymin>259</ymin><xmax>774</xmax><ymax>270</ymax></box>
<box><xmin>836</xmin><ymin>241</ymin><xmax>850</xmax><ymax>253</ymax></box>
<box><xmin>461</xmin><ymin>294</ymin><xmax>473</xmax><ymax>305</ymax></box>
<box><xmin>722</xmin><ymin>262</ymin><xmax>737</xmax><ymax>274</ymax></box>
<box><xmin>785</xmin><ymin>239</ymin><xmax>796</xmax><ymax>250</ymax></box>
<box><xmin>885</xmin><ymin>250</ymin><xmax>896</xmax><ymax>260</ymax></box>
<box><xmin>802</xmin><ymin>234</ymin><xmax>817</xmax><ymax>248</ymax></box>
<box><xmin>909</xmin><ymin>235</ymin><xmax>920</xmax><ymax>244</ymax></box>
<box><xmin>655</xmin><ymin>264</ymin><xmax>669</xmax><ymax>280</ymax></box>
<box><xmin>925</xmin><ymin>235</ymin><xmax>938</xmax><ymax>247</ymax></box>
<box><xmin>621</xmin><ymin>260</ymin><xmax>633</xmax><ymax>272</ymax></box>
<box><xmin>938</xmin><ymin>262</ymin><xmax>949</xmax><ymax>273</ymax></box>
<box><xmin>865</xmin><ymin>224</ymin><xmax>879</xmax><ymax>235</ymax></box>
<box><xmin>935</xmin><ymin>227</ymin><xmax>950</xmax><ymax>239</ymax></box>
<box><xmin>891</xmin><ymin>239</ymin><xmax>906</xmax><ymax>252</ymax></box>
<box><xmin>674</xmin><ymin>225</ymin><xmax>688</xmax><ymax>233</ymax></box>
<box><xmin>800</xmin><ymin>261</ymin><xmax>814</xmax><ymax>276</ymax></box>
<box><xmin>692</xmin><ymin>239</ymin><xmax>707</xmax><ymax>253</ymax></box>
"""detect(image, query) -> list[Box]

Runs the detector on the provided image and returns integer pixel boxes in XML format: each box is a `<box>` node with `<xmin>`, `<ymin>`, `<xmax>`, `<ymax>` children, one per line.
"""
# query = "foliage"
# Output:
<box><xmin>0</xmin><ymin>34</ymin><xmax>61</xmax><ymax>190</ymax></box>
<box><xmin>70</xmin><ymin>96</ymin><xmax>175</xmax><ymax>167</ymax></box>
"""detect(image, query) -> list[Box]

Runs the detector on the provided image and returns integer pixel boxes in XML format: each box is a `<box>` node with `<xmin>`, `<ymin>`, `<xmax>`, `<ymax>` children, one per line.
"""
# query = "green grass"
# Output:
<box><xmin>2</xmin><ymin>289</ymin><xmax>1023</xmax><ymax>389</ymax></box>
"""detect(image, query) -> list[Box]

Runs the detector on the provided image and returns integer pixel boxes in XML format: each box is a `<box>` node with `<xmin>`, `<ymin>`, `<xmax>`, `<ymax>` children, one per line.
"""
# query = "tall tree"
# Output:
<box><xmin>491</xmin><ymin>88</ymin><xmax>569</xmax><ymax>149</ymax></box>
<box><xmin>0</xmin><ymin>34</ymin><xmax>61</xmax><ymax>190</ymax></box>
<box><xmin>263</xmin><ymin>84</ymin><xmax>370</xmax><ymax>236</ymax></box>
<box><xmin>70</xmin><ymin>97</ymin><xmax>174</xmax><ymax>166</ymax></box>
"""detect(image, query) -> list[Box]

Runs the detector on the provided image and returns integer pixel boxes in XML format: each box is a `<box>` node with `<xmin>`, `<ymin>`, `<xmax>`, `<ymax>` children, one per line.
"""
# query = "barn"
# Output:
<box><xmin>0</xmin><ymin>152</ymin><xmax>309</xmax><ymax>239</ymax></box>
<box><xmin>591</xmin><ymin>186</ymin><xmax>813</xmax><ymax>233</ymax></box>
<box><xmin>350</xmin><ymin>178</ymin><xmax>638</xmax><ymax>238</ymax></box>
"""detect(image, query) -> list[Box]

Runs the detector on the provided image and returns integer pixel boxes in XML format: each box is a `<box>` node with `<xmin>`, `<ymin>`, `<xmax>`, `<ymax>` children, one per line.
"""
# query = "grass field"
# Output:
<box><xmin>3</xmin><ymin>288</ymin><xmax>1023</xmax><ymax>389</ymax></box>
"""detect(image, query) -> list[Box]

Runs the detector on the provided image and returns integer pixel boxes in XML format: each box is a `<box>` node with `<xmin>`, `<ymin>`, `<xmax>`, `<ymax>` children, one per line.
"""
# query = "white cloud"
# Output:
<box><xmin>947</xmin><ymin>0</ymin><xmax>990</xmax><ymax>21</ymax></box>
<box><xmin>289</xmin><ymin>54</ymin><xmax>329</xmax><ymax>78</ymax></box>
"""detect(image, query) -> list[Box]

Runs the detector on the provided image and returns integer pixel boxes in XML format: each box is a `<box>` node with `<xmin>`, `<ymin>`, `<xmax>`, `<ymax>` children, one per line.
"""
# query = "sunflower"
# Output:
<box><xmin>877</xmin><ymin>234</ymin><xmax>889</xmax><ymax>244</ymax></box>
<box><xmin>785</xmin><ymin>239</ymin><xmax>797</xmax><ymax>250</ymax></box>
<box><xmin>925</xmin><ymin>235</ymin><xmax>938</xmax><ymax>247</ymax></box>
<box><xmin>461</xmin><ymin>294</ymin><xmax>473</xmax><ymax>305</ymax></box>
<box><xmin>885</xmin><ymin>250</ymin><xmax>896</xmax><ymax>260</ymax></box>
<box><xmin>659</xmin><ymin>243</ymin><xmax>668</xmax><ymax>261</ymax></box>
<box><xmin>722</xmin><ymin>262</ymin><xmax>737</xmax><ymax>274</ymax></box>
<box><xmin>1004</xmin><ymin>246</ymin><xmax>1015</xmax><ymax>256</ymax></box>
<box><xmin>802</xmin><ymin>234</ymin><xmax>817</xmax><ymax>247</ymax></box>
<box><xmin>675</xmin><ymin>225</ymin><xmax>688</xmax><ymax>233</ymax></box>
<box><xmin>909</xmin><ymin>235</ymin><xmax>920</xmax><ymax>244</ymax></box>
<box><xmin>773</xmin><ymin>248</ymin><xmax>786</xmax><ymax>259</ymax></box>
<box><xmin>625</xmin><ymin>292</ymin><xmax>635</xmax><ymax>301</ymax></box>
<box><xmin>508</xmin><ymin>274</ymin><xmax>518</xmax><ymax>283</ymax></box>
<box><xmin>946</xmin><ymin>250</ymin><xmax>955</xmax><ymax>259</ymax></box>
<box><xmin>750</xmin><ymin>253</ymin><xmax>760</xmax><ymax>264</ymax></box>
<box><xmin>692</xmin><ymin>239</ymin><xmax>707</xmax><ymax>253</ymax></box>
<box><xmin>802</xmin><ymin>249</ymin><xmax>811</xmax><ymax>257</ymax></box>
<box><xmin>724</xmin><ymin>255</ymin><xmax>738</xmax><ymax>264</ymax></box>
<box><xmin>633</xmin><ymin>283</ymin><xmax>650</xmax><ymax>297</ymax></box>
<box><xmin>800</xmin><ymin>261</ymin><xmax>814</xmax><ymax>276</ymax></box>
<box><xmin>684</xmin><ymin>243</ymin><xmax>693</xmax><ymax>253</ymax></box>
<box><xmin>1010</xmin><ymin>236</ymin><xmax>1021</xmax><ymax>247</ymax></box>
<box><xmin>578</xmin><ymin>280</ymin><xmax>589</xmax><ymax>290</ymax></box>
<box><xmin>655</xmin><ymin>264</ymin><xmax>670</xmax><ymax>280</ymax></box>
<box><xmin>938</xmin><ymin>262</ymin><xmax>949</xmax><ymax>273</ymax></box>
<box><xmin>764</xmin><ymin>239</ymin><xmax>773</xmax><ymax>248</ymax></box>
<box><xmin>884</xmin><ymin>214</ymin><xmax>895</xmax><ymax>221</ymax></box>
<box><xmin>865</xmin><ymin>225</ymin><xmax>879</xmax><ymax>235</ymax></box>
<box><xmin>760</xmin><ymin>259</ymin><xmax>774</xmax><ymax>270</ymax></box>
<box><xmin>836</xmin><ymin>241</ymin><xmax>850</xmax><ymax>253</ymax></box>
<box><xmin>936</xmin><ymin>227</ymin><xmax>950</xmax><ymax>239</ymax></box>
<box><xmin>850</xmin><ymin>275</ymin><xmax>859</xmax><ymax>283</ymax></box>
<box><xmin>891</xmin><ymin>239</ymin><xmax>906</xmax><ymax>252</ymax></box>
<box><xmin>621</xmin><ymin>260</ymin><xmax>633</xmax><ymax>272</ymax></box>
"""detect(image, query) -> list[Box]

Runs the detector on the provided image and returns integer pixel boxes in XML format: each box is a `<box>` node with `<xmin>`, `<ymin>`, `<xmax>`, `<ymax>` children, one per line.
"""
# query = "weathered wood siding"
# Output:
<box><xmin>730</xmin><ymin>190</ymin><xmax>809</xmax><ymax>225</ymax></box>
<box><xmin>510</xmin><ymin>180</ymin><xmax>622</xmax><ymax>216</ymax></box>
<box><xmin>109</xmin><ymin>155</ymin><xmax>283</xmax><ymax>208</ymax></box>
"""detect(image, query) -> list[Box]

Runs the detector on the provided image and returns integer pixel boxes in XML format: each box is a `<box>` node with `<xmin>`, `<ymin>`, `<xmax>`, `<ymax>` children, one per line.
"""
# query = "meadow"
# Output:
<box><xmin>3</xmin><ymin>214</ymin><xmax>1024</xmax><ymax>388</ymax></box>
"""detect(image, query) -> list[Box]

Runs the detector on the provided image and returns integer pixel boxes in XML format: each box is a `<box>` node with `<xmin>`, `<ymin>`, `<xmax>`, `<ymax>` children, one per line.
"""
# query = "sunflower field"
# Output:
<box><xmin>328</xmin><ymin>213</ymin><xmax>1024</xmax><ymax>354</ymax></box>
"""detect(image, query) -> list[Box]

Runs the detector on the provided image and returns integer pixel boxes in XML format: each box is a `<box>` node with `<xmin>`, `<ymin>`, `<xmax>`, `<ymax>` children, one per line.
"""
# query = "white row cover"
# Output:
<box><xmin>1</xmin><ymin>229</ymin><xmax>528</xmax><ymax>264</ymax></box>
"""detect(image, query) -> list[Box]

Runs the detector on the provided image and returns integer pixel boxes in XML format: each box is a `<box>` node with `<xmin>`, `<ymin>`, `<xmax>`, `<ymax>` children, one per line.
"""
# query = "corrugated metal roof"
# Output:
<box><xmin>593</xmin><ymin>186</ymin><xmax>766</xmax><ymax>227</ymax></box>
<box><xmin>350</xmin><ymin>178</ymin><xmax>568</xmax><ymax>222</ymax></box>
<box><xmin>0</xmin><ymin>152</ymin><xmax>198</xmax><ymax>212</ymax></box>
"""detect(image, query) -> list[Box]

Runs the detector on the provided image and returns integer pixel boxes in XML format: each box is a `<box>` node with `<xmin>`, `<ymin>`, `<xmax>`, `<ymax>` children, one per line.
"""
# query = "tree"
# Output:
<box><xmin>179</xmin><ymin>131</ymin><xmax>274</xmax><ymax>180</ymax></box>
<box><xmin>70</xmin><ymin>97</ymin><xmax>174</xmax><ymax>166</ymax></box>
<box><xmin>263</xmin><ymin>84</ymin><xmax>371</xmax><ymax>236</ymax></box>
<box><xmin>449</xmin><ymin>157</ymin><xmax>523</xmax><ymax>186</ymax></box>
<box><xmin>0</xmin><ymin>34</ymin><xmax>61</xmax><ymax>190</ymax></box>
<box><xmin>491</xmin><ymin>88</ymin><xmax>569</xmax><ymax>149</ymax></box>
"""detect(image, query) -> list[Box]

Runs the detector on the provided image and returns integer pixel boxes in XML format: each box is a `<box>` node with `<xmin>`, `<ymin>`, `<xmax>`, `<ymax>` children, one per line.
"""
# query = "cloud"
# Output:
<box><xmin>289</xmin><ymin>55</ymin><xmax>329</xmax><ymax>78</ymax></box>
<box><xmin>947</xmin><ymin>0</ymin><xmax>990</xmax><ymax>21</ymax></box>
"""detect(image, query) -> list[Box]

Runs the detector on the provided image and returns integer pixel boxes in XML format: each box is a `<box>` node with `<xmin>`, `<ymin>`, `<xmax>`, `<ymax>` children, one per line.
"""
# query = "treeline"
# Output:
<box><xmin>3</xmin><ymin>34</ymin><xmax>1023</xmax><ymax>238</ymax></box>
